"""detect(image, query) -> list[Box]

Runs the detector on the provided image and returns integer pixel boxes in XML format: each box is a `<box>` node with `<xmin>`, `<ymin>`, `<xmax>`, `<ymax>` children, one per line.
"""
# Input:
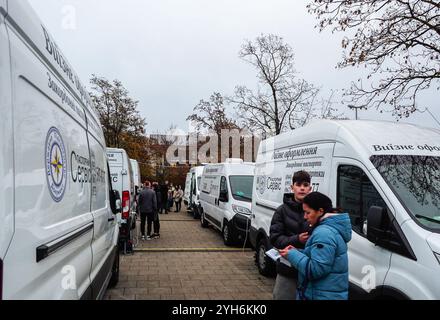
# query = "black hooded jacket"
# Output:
<box><xmin>269</xmin><ymin>193</ymin><xmax>311</xmax><ymax>278</ymax></box>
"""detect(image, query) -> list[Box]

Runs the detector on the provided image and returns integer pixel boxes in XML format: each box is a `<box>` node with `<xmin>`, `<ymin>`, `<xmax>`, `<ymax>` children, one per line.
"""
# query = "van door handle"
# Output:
<box><xmin>108</xmin><ymin>217</ymin><xmax>115</xmax><ymax>222</ymax></box>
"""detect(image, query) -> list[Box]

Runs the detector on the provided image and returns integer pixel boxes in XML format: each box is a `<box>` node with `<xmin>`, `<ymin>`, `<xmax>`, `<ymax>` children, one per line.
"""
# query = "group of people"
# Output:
<box><xmin>271</xmin><ymin>170</ymin><xmax>352</xmax><ymax>300</ymax></box>
<box><xmin>158</xmin><ymin>181</ymin><xmax>184</xmax><ymax>214</ymax></box>
<box><xmin>137</xmin><ymin>180</ymin><xmax>185</xmax><ymax>241</ymax></box>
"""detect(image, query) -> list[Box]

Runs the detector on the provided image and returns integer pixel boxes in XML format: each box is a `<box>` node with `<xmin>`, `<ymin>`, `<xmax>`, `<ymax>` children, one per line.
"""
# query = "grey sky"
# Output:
<box><xmin>28</xmin><ymin>0</ymin><xmax>440</xmax><ymax>133</ymax></box>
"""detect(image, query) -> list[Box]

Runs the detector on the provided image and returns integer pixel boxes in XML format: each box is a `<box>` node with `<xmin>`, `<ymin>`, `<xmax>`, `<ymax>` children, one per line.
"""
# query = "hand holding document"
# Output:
<box><xmin>265</xmin><ymin>248</ymin><xmax>292</xmax><ymax>267</ymax></box>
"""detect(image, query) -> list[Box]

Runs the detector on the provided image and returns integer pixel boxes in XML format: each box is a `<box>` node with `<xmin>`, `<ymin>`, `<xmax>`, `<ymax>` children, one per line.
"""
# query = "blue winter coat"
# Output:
<box><xmin>286</xmin><ymin>213</ymin><xmax>352</xmax><ymax>300</ymax></box>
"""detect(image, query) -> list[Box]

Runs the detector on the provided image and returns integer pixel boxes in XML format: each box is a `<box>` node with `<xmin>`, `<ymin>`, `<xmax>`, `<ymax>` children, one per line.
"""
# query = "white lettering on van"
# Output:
<box><xmin>361</xmin><ymin>265</ymin><xmax>376</xmax><ymax>291</ymax></box>
<box><xmin>61</xmin><ymin>5</ymin><xmax>77</xmax><ymax>30</ymax></box>
<box><xmin>61</xmin><ymin>265</ymin><xmax>77</xmax><ymax>290</ymax></box>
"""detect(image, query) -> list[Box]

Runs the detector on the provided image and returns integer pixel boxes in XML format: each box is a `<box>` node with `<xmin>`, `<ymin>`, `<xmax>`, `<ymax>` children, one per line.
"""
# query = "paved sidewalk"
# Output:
<box><xmin>104</xmin><ymin>209</ymin><xmax>275</xmax><ymax>300</ymax></box>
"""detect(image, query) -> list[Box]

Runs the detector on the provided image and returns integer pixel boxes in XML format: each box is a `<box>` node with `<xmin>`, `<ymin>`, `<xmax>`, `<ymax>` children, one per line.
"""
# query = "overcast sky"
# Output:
<box><xmin>28</xmin><ymin>0</ymin><xmax>440</xmax><ymax>133</ymax></box>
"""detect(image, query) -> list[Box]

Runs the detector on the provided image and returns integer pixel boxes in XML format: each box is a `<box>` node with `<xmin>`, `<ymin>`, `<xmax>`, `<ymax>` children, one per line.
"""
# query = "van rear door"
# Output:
<box><xmin>0</xmin><ymin>0</ymin><xmax>14</xmax><ymax>265</ymax></box>
<box><xmin>87</xmin><ymin>112</ymin><xmax>116</xmax><ymax>299</ymax></box>
<box><xmin>107</xmin><ymin>151</ymin><xmax>123</xmax><ymax>194</ymax></box>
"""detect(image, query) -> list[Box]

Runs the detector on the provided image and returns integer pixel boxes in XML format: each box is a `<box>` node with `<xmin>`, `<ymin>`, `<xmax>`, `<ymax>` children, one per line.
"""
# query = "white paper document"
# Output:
<box><xmin>265</xmin><ymin>248</ymin><xmax>292</xmax><ymax>267</ymax></box>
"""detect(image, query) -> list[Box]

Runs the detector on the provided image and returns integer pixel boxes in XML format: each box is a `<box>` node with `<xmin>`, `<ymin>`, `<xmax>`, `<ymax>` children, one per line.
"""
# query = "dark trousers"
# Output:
<box><xmin>141</xmin><ymin>212</ymin><xmax>160</xmax><ymax>236</ymax></box>
<box><xmin>175</xmin><ymin>200</ymin><xmax>182</xmax><ymax>212</ymax></box>
<box><xmin>160</xmin><ymin>200</ymin><xmax>168</xmax><ymax>213</ymax></box>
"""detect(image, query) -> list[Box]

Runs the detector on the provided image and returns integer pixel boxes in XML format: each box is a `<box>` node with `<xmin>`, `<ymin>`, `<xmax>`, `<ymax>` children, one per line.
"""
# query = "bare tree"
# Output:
<box><xmin>187</xmin><ymin>92</ymin><xmax>239</xmax><ymax>136</ymax></box>
<box><xmin>308</xmin><ymin>0</ymin><xmax>440</xmax><ymax>118</ymax></box>
<box><xmin>229</xmin><ymin>34</ymin><xmax>319</xmax><ymax>136</ymax></box>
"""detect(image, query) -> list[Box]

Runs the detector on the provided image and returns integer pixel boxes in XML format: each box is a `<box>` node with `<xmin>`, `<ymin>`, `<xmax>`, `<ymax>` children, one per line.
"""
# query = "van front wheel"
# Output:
<box><xmin>222</xmin><ymin>221</ymin><xmax>235</xmax><ymax>246</ymax></box>
<box><xmin>256</xmin><ymin>238</ymin><xmax>275</xmax><ymax>277</ymax></box>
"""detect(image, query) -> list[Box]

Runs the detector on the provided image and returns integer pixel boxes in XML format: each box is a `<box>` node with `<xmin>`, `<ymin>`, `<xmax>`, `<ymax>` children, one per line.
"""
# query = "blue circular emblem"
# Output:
<box><xmin>45</xmin><ymin>127</ymin><xmax>67</xmax><ymax>202</ymax></box>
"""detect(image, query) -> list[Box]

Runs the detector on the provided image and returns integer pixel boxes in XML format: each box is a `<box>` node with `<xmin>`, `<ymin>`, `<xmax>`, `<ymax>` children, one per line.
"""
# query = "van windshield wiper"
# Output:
<box><xmin>233</xmin><ymin>193</ymin><xmax>252</xmax><ymax>201</ymax></box>
<box><xmin>415</xmin><ymin>214</ymin><xmax>440</xmax><ymax>225</ymax></box>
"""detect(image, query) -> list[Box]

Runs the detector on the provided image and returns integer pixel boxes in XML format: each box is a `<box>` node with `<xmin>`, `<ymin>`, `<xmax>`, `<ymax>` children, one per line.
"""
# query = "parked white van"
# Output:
<box><xmin>200</xmin><ymin>159</ymin><xmax>255</xmax><ymax>245</ymax></box>
<box><xmin>250</xmin><ymin>120</ymin><xmax>440</xmax><ymax>299</ymax></box>
<box><xmin>188</xmin><ymin>166</ymin><xmax>205</xmax><ymax>219</ymax></box>
<box><xmin>107</xmin><ymin>148</ymin><xmax>135</xmax><ymax>253</ymax></box>
<box><xmin>183</xmin><ymin>172</ymin><xmax>191</xmax><ymax>207</ymax></box>
<box><xmin>0</xmin><ymin>1</ymin><xmax>120</xmax><ymax>299</ymax></box>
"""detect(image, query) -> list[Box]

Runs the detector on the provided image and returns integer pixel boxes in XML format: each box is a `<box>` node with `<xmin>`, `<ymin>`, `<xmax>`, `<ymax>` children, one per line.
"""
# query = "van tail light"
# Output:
<box><xmin>122</xmin><ymin>191</ymin><xmax>130</xmax><ymax>220</ymax></box>
<box><xmin>0</xmin><ymin>259</ymin><xmax>3</xmax><ymax>300</ymax></box>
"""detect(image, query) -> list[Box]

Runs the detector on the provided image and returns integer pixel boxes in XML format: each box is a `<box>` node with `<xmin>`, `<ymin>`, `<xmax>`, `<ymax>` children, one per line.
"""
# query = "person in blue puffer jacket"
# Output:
<box><xmin>280</xmin><ymin>192</ymin><xmax>352</xmax><ymax>300</ymax></box>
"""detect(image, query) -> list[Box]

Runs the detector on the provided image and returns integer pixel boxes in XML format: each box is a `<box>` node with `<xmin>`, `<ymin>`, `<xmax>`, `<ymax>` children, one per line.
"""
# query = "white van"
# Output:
<box><xmin>0</xmin><ymin>1</ymin><xmax>120</xmax><ymax>299</ymax></box>
<box><xmin>183</xmin><ymin>172</ymin><xmax>191</xmax><ymax>207</ymax></box>
<box><xmin>200</xmin><ymin>159</ymin><xmax>255</xmax><ymax>245</ymax></box>
<box><xmin>107</xmin><ymin>148</ymin><xmax>135</xmax><ymax>253</ymax></box>
<box><xmin>188</xmin><ymin>166</ymin><xmax>205</xmax><ymax>219</ymax></box>
<box><xmin>250</xmin><ymin>120</ymin><xmax>440</xmax><ymax>299</ymax></box>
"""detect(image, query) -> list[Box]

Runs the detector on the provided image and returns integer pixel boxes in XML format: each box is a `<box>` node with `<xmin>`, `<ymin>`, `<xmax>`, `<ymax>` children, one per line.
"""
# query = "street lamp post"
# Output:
<box><xmin>348</xmin><ymin>105</ymin><xmax>367</xmax><ymax>120</ymax></box>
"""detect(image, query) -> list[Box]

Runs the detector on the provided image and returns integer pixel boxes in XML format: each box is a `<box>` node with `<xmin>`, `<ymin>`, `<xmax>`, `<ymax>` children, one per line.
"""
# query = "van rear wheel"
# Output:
<box><xmin>256</xmin><ymin>238</ymin><xmax>276</xmax><ymax>277</ymax></box>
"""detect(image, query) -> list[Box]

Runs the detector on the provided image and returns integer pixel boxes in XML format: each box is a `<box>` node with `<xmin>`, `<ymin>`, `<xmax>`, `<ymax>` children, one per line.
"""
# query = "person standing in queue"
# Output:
<box><xmin>270</xmin><ymin>170</ymin><xmax>312</xmax><ymax>300</ymax></box>
<box><xmin>138</xmin><ymin>181</ymin><xmax>158</xmax><ymax>240</ymax></box>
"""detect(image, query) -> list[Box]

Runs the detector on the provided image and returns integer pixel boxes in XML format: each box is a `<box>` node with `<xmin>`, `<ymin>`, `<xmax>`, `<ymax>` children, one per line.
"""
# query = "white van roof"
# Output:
<box><xmin>260</xmin><ymin>120</ymin><xmax>440</xmax><ymax>158</ymax></box>
<box><xmin>203</xmin><ymin>161</ymin><xmax>255</xmax><ymax>176</ymax></box>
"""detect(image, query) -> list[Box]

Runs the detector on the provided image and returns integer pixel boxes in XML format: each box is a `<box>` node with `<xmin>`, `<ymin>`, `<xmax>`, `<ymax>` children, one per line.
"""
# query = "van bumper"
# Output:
<box><xmin>231</xmin><ymin>214</ymin><xmax>251</xmax><ymax>242</ymax></box>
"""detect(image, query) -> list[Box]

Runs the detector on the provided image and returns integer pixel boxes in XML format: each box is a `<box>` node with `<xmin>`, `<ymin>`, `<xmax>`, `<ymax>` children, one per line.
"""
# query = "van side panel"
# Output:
<box><xmin>251</xmin><ymin>142</ymin><xmax>335</xmax><ymax>243</ymax></box>
<box><xmin>0</xmin><ymin>3</ymin><xmax>14</xmax><ymax>260</ymax></box>
<box><xmin>4</xmin><ymin>2</ymin><xmax>93</xmax><ymax>299</ymax></box>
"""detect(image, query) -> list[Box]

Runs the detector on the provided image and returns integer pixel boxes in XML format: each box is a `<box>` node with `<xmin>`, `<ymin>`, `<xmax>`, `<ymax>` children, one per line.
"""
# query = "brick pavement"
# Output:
<box><xmin>104</xmin><ymin>208</ymin><xmax>275</xmax><ymax>300</ymax></box>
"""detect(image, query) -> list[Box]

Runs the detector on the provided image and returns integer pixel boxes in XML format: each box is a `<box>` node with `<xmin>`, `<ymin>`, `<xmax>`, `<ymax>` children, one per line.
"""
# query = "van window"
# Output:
<box><xmin>220</xmin><ymin>176</ymin><xmax>228</xmax><ymax>195</ymax></box>
<box><xmin>229</xmin><ymin>176</ymin><xmax>253</xmax><ymax>202</ymax></box>
<box><xmin>337</xmin><ymin>165</ymin><xmax>387</xmax><ymax>236</ymax></box>
<box><xmin>371</xmin><ymin>155</ymin><xmax>440</xmax><ymax>232</ymax></box>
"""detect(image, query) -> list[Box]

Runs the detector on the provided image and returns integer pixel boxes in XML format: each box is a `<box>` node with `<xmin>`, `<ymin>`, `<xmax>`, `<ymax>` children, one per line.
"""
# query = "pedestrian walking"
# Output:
<box><xmin>270</xmin><ymin>170</ymin><xmax>312</xmax><ymax>300</ymax></box>
<box><xmin>138</xmin><ymin>181</ymin><xmax>159</xmax><ymax>240</ymax></box>
<box><xmin>280</xmin><ymin>192</ymin><xmax>352</xmax><ymax>300</ymax></box>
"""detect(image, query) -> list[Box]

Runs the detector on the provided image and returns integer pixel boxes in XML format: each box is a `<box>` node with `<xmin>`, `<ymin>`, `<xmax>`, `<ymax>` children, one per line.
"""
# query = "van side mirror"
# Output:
<box><xmin>219</xmin><ymin>191</ymin><xmax>228</xmax><ymax>203</ymax></box>
<box><xmin>367</xmin><ymin>206</ymin><xmax>388</xmax><ymax>245</ymax></box>
<box><xmin>110</xmin><ymin>190</ymin><xmax>122</xmax><ymax>214</ymax></box>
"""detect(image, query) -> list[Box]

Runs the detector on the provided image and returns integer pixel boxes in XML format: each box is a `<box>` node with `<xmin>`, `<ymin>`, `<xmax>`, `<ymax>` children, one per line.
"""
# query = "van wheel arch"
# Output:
<box><xmin>372</xmin><ymin>286</ymin><xmax>410</xmax><ymax>300</ymax></box>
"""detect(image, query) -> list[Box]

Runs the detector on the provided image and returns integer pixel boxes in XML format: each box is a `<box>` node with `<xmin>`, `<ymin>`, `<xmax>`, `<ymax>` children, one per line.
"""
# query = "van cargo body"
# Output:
<box><xmin>0</xmin><ymin>0</ymin><xmax>119</xmax><ymax>299</ymax></box>
<box><xmin>251</xmin><ymin>120</ymin><xmax>440</xmax><ymax>299</ymax></box>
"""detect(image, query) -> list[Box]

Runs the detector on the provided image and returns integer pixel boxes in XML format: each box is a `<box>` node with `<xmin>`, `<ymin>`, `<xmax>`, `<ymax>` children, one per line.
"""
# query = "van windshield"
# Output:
<box><xmin>371</xmin><ymin>155</ymin><xmax>440</xmax><ymax>231</ymax></box>
<box><xmin>229</xmin><ymin>176</ymin><xmax>254</xmax><ymax>202</ymax></box>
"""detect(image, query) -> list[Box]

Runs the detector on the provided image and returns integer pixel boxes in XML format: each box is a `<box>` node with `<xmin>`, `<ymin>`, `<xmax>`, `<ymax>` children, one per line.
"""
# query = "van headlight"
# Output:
<box><xmin>232</xmin><ymin>204</ymin><xmax>251</xmax><ymax>215</ymax></box>
<box><xmin>435</xmin><ymin>252</ymin><xmax>440</xmax><ymax>265</ymax></box>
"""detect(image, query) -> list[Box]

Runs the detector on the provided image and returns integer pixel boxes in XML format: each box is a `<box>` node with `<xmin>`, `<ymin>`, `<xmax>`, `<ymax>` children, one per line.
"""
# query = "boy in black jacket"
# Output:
<box><xmin>270</xmin><ymin>171</ymin><xmax>312</xmax><ymax>300</ymax></box>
